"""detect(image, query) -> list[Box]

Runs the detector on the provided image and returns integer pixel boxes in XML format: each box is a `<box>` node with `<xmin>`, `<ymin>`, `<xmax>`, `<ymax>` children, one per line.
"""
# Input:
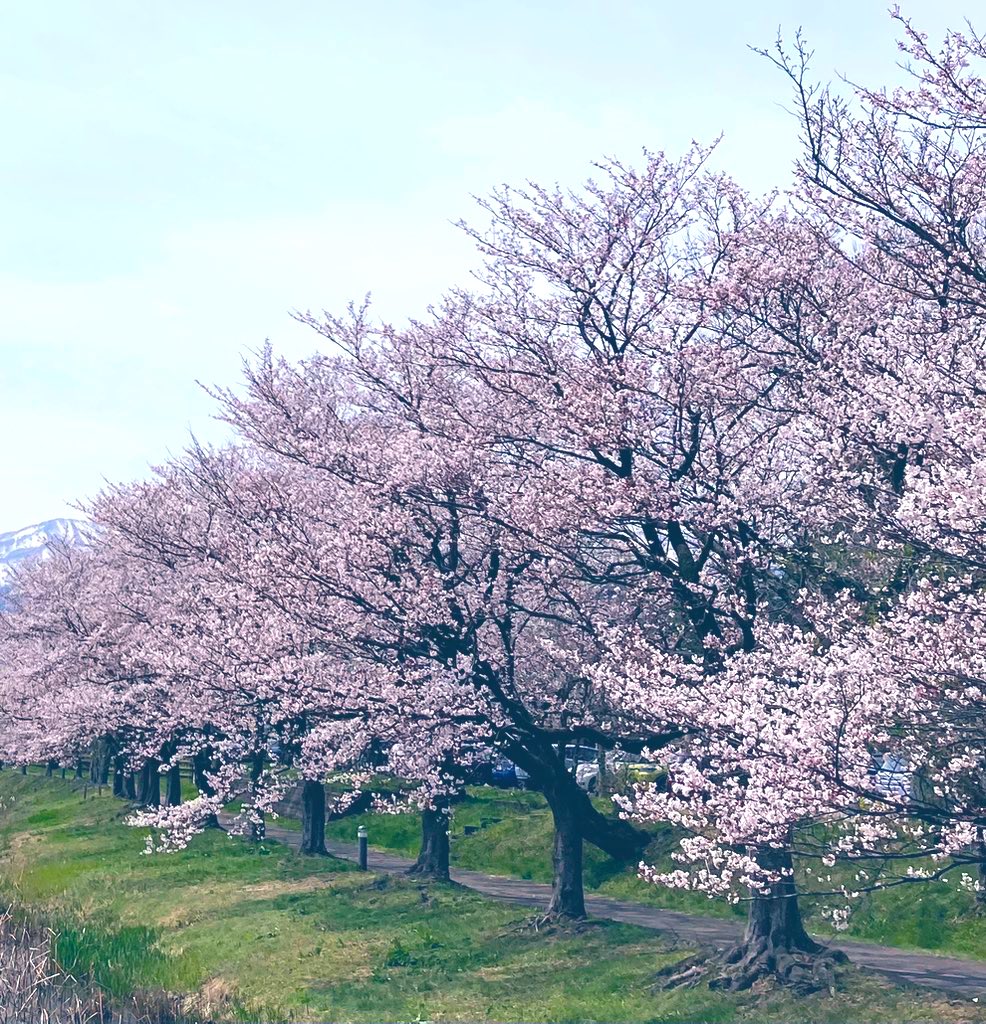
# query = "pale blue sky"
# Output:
<box><xmin>0</xmin><ymin>1</ymin><xmax>969</xmax><ymax>526</ymax></box>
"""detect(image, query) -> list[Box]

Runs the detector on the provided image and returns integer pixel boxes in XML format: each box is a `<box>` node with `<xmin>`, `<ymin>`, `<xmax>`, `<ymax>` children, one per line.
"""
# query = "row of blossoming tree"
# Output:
<box><xmin>2</xmin><ymin>14</ymin><xmax>986</xmax><ymax>992</ymax></box>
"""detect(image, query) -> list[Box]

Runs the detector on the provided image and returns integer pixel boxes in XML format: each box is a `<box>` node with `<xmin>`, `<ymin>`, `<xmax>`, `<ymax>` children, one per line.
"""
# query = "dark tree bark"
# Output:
<box><xmin>137</xmin><ymin>759</ymin><xmax>160</xmax><ymax>808</ymax></box>
<box><xmin>503</xmin><ymin>739</ymin><xmax>650</xmax><ymax>921</ymax></box>
<box><xmin>657</xmin><ymin>847</ymin><xmax>845</xmax><ymax>994</ymax></box>
<box><xmin>300</xmin><ymin>779</ymin><xmax>328</xmax><ymax>855</ymax></box>
<box><xmin>45</xmin><ymin>761</ymin><xmax>55</xmax><ymax>778</ymax></box>
<box><xmin>89</xmin><ymin>738</ymin><xmax>109</xmax><ymax>783</ymax></box>
<box><xmin>516</xmin><ymin>753</ymin><xmax>647</xmax><ymax>864</ymax></box>
<box><xmin>166</xmin><ymin>763</ymin><xmax>182</xmax><ymax>807</ymax></box>
<box><xmin>543</xmin><ymin>783</ymin><xmax>587</xmax><ymax>920</ymax></box>
<box><xmin>75</xmin><ymin>760</ymin><xmax>84</xmax><ymax>780</ymax></box>
<box><xmin>575</xmin><ymin>781</ymin><xmax>647</xmax><ymax>860</ymax></box>
<box><xmin>513</xmin><ymin>748</ymin><xmax>648</xmax><ymax>863</ymax></box>
<box><xmin>712</xmin><ymin>848</ymin><xmax>845</xmax><ymax>992</ymax></box>
<box><xmin>192</xmin><ymin>749</ymin><xmax>221</xmax><ymax>828</ymax></box>
<box><xmin>741</xmin><ymin>854</ymin><xmax>817</xmax><ymax>953</ymax></box>
<box><xmin>407</xmin><ymin>803</ymin><xmax>450</xmax><ymax>881</ymax></box>
<box><xmin>20</xmin><ymin>765</ymin><xmax>27</xmax><ymax>776</ymax></box>
<box><xmin>112</xmin><ymin>757</ymin><xmax>127</xmax><ymax>798</ymax></box>
<box><xmin>248</xmin><ymin>752</ymin><xmax>265</xmax><ymax>842</ymax></box>
<box><xmin>125</xmin><ymin>772</ymin><xmax>138</xmax><ymax>800</ymax></box>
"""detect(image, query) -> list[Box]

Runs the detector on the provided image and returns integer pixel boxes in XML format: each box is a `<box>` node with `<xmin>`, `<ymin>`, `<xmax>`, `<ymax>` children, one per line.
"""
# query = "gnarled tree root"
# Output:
<box><xmin>496</xmin><ymin>912</ymin><xmax>600</xmax><ymax>938</ymax></box>
<box><xmin>654</xmin><ymin>939</ymin><xmax>848</xmax><ymax>997</ymax></box>
<box><xmin>404</xmin><ymin>863</ymin><xmax>450</xmax><ymax>881</ymax></box>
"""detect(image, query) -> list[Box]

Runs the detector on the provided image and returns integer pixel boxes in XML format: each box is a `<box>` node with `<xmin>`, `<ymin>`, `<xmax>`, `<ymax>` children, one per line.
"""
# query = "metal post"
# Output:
<box><xmin>358</xmin><ymin>824</ymin><xmax>368</xmax><ymax>870</ymax></box>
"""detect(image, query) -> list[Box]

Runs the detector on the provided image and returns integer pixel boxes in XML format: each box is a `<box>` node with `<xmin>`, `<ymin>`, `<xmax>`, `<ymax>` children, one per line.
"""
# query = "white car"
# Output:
<box><xmin>873</xmin><ymin>752</ymin><xmax>911</xmax><ymax>798</ymax></box>
<box><xmin>574</xmin><ymin>751</ymin><xmax>643</xmax><ymax>791</ymax></box>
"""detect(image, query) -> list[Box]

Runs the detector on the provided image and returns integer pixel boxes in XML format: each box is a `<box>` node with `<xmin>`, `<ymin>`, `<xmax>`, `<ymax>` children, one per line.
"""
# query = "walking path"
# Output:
<box><xmin>244</xmin><ymin>819</ymin><xmax>986</xmax><ymax>1000</ymax></box>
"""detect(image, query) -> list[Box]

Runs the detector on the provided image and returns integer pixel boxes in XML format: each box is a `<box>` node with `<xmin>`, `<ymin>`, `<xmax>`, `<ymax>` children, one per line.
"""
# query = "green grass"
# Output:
<box><xmin>0</xmin><ymin>774</ymin><xmax>977</xmax><ymax>1022</ymax></box>
<box><xmin>803</xmin><ymin>880</ymin><xmax>986</xmax><ymax>959</ymax></box>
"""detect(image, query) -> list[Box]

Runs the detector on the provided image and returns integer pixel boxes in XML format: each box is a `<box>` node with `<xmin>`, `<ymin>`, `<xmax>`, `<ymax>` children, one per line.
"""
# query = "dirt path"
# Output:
<box><xmin>239</xmin><ymin>819</ymin><xmax>986</xmax><ymax>999</ymax></box>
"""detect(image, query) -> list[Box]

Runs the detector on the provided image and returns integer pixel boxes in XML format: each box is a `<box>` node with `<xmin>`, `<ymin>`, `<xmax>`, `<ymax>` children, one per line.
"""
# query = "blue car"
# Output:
<box><xmin>491</xmin><ymin>758</ymin><xmax>529</xmax><ymax>789</ymax></box>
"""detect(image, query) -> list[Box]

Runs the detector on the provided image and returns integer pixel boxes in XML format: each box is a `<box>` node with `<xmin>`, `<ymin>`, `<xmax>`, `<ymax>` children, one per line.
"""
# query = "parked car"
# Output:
<box><xmin>573</xmin><ymin>749</ymin><xmax>668</xmax><ymax>793</ymax></box>
<box><xmin>491</xmin><ymin>758</ymin><xmax>529</xmax><ymax>789</ymax></box>
<box><xmin>562</xmin><ymin>743</ymin><xmax>602</xmax><ymax>772</ymax></box>
<box><xmin>872</xmin><ymin>752</ymin><xmax>911</xmax><ymax>798</ymax></box>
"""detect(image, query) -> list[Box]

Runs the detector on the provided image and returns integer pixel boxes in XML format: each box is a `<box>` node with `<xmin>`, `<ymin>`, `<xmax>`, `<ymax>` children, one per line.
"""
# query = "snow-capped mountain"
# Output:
<box><xmin>0</xmin><ymin>518</ymin><xmax>94</xmax><ymax>585</ymax></box>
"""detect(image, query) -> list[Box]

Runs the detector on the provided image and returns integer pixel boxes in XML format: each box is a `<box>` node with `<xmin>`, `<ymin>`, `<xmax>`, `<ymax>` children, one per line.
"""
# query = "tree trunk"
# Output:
<box><xmin>191</xmin><ymin>749</ymin><xmax>213</xmax><ymax>794</ymax></box>
<box><xmin>166</xmin><ymin>763</ymin><xmax>182</xmax><ymax>807</ymax></box>
<box><xmin>543</xmin><ymin>785</ymin><xmax>586</xmax><ymax>920</ymax></box>
<box><xmin>112</xmin><ymin>757</ymin><xmax>127</xmax><ymax>798</ymax></box>
<box><xmin>45</xmin><ymin>761</ymin><xmax>54</xmax><ymax>778</ymax></box>
<box><xmin>595</xmin><ymin>745</ymin><xmax>607</xmax><ymax>796</ymax></box>
<box><xmin>538</xmin><ymin>761</ymin><xmax>647</xmax><ymax>860</ymax></box>
<box><xmin>75</xmin><ymin>760</ymin><xmax>84</xmax><ymax>780</ymax></box>
<box><xmin>710</xmin><ymin>847</ymin><xmax>844</xmax><ymax>992</ymax></box>
<box><xmin>138</xmin><ymin>759</ymin><xmax>160</xmax><ymax>808</ymax></box>
<box><xmin>125</xmin><ymin>772</ymin><xmax>138</xmax><ymax>800</ymax></box>
<box><xmin>576</xmin><ymin>785</ymin><xmax>648</xmax><ymax>860</ymax></box>
<box><xmin>300</xmin><ymin>780</ymin><xmax>328</xmax><ymax>855</ymax></box>
<box><xmin>977</xmin><ymin>840</ymin><xmax>986</xmax><ymax>907</ymax></box>
<box><xmin>192</xmin><ymin>749</ymin><xmax>221</xmax><ymax>828</ymax></box>
<box><xmin>249</xmin><ymin>753</ymin><xmax>265</xmax><ymax>842</ymax></box>
<box><xmin>90</xmin><ymin>739</ymin><xmax>108</xmax><ymax>783</ymax></box>
<box><xmin>20</xmin><ymin>764</ymin><xmax>27</xmax><ymax>776</ymax></box>
<box><xmin>407</xmin><ymin>803</ymin><xmax>450</xmax><ymax>880</ymax></box>
<box><xmin>512</xmin><ymin>745</ymin><xmax>648</xmax><ymax>862</ymax></box>
<box><xmin>503</xmin><ymin>742</ymin><xmax>647</xmax><ymax>922</ymax></box>
<box><xmin>743</xmin><ymin>860</ymin><xmax>817</xmax><ymax>957</ymax></box>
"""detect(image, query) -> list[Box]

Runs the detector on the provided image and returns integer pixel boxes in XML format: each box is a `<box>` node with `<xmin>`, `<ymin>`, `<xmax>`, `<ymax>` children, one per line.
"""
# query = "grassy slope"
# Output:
<box><xmin>0</xmin><ymin>774</ymin><xmax>976</xmax><ymax>1023</ymax></box>
<box><xmin>318</xmin><ymin>786</ymin><xmax>986</xmax><ymax>957</ymax></box>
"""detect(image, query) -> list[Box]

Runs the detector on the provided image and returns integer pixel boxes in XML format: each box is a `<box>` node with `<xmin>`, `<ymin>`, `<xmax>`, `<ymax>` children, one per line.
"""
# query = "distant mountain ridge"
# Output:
<box><xmin>0</xmin><ymin>518</ymin><xmax>94</xmax><ymax>585</ymax></box>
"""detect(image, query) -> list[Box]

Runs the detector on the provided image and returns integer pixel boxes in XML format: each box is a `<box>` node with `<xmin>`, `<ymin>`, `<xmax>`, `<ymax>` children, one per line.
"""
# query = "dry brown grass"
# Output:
<box><xmin>0</xmin><ymin>907</ymin><xmax>188</xmax><ymax>1023</ymax></box>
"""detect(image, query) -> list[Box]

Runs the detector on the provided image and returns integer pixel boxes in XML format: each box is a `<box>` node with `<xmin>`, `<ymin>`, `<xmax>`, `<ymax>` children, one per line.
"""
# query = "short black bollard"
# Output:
<box><xmin>358</xmin><ymin>824</ymin><xmax>368</xmax><ymax>870</ymax></box>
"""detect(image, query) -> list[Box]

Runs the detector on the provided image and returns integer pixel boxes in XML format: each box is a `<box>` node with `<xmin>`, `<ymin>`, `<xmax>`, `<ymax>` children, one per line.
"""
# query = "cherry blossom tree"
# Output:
<box><xmin>0</xmin><ymin>541</ymin><xmax>163</xmax><ymax>797</ymax></box>
<box><xmin>587</xmin><ymin>13</ymin><xmax>986</xmax><ymax>989</ymax></box>
<box><xmin>197</xmin><ymin>131</ymin><xmax>878</xmax><ymax>948</ymax></box>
